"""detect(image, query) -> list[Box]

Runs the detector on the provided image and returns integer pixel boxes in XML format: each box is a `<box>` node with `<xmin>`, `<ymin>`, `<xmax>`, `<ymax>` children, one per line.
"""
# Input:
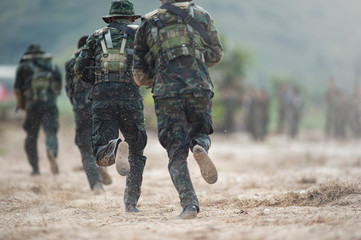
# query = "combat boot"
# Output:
<box><xmin>125</xmin><ymin>204</ymin><xmax>139</xmax><ymax>213</ymax></box>
<box><xmin>97</xmin><ymin>166</ymin><xmax>112</xmax><ymax>185</ymax></box>
<box><xmin>115</xmin><ymin>141</ymin><xmax>130</xmax><ymax>176</ymax></box>
<box><xmin>31</xmin><ymin>169</ymin><xmax>40</xmax><ymax>176</ymax></box>
<box><xmin>92</xmin><ymin>182</ymin><xmax>104</xmax><ymax>195</ymax></box>
<box><xmin>192</xmin><ymin>145</ymin><xmax>218</xmax><ymax>184</ymax></box>
<box><xmin>96</xmin><ymin>138</ymin><xmax>120</xmax><ymax>167</ymax></box>
<box><xmin>47</xmin><ymin>151</ymin><xmax>59</xmax><ymax>175</ymax></box>
<box><xmin>178</xmin><ymin>205</ymin><xmax>198</xmax><ymax>219</ymax></box>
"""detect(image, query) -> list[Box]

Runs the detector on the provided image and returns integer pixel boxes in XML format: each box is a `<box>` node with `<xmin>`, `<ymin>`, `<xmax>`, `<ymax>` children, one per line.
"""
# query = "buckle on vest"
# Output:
<box><xmin>153</xmin><ymin>18</ymin><xmax>164</xmax><ymax>28</ymax></box>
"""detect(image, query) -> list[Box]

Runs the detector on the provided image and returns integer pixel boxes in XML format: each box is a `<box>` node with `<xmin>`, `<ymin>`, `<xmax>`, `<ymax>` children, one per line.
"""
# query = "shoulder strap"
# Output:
<box><xmin>108</xmin><ymin>22</ymin><xmax>136</xmax><ymax>39</ymax></box>
<box><xmin>160</xmin><ymin>3</ymin><xmax>212</xmax><ymax>45</ymax></box>
<box><xmin>33</xmin><ymin>59</ymin><xmax>53</xmax><ymax>72</ymax></box>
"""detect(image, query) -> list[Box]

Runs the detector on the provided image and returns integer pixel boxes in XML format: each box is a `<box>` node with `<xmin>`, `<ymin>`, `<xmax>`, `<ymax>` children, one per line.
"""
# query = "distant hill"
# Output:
<box><xmin>1</xmin><ymin>0</ymin><xmax>361</xmax><ymax>91</ymax></box>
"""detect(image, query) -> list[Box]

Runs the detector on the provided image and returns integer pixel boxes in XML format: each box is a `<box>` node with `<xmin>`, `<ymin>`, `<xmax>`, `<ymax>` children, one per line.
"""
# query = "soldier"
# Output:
<box><xmin>286</xmin><ymin>86</ymin><xmax>304</xmax><ymax>139</ymax></box>
<box><xmin>74</xmin><ymin>0</ymin><xmax>147</xmax><ymax>212</ymax></box>
<box><xmin>133</xmin><ymin>0</ymin><xmax>223</xmax><ymax>219</ymax></box>
<box><xmin>325</xmin><ymin>78</ymin><xmax>338</xmax><ymax>138</ymax></box>
<box><xmin>246</xmin><ymin>89</ymin><xmax>269</xmax><ymax>141</ymax></box>
<box><xmin>333</xmin><ymin>89</ymin><xmax>348</xmax><ymax>139</ymax></box>
<box><xmin>348</xmin><ymin>81</ymin><xmax>361</xmax><ymax>138</ymax></box>
<box><xmin>276</xmin><ymin>81</ymin><xmax>289</xmax><ymax>134</ymax></box>
<box><xmin>14</xmin><ymin>44</ymin><xmax>62</xmax><ymax>176</ymax></box>
<box><xmin>65</xmin><ymin>36</ymin><xmax>112</xmax><ymax>194</ymax></box>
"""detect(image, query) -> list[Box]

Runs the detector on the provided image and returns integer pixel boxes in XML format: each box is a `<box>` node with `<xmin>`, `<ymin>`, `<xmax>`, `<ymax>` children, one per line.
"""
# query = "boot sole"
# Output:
<box><xmin>179</xmin><ymin>211</ymin><xmax>197</xmax><ymax>219</ymax></box>
<box><xmin>115</xmin><ymin>142</ymin><xmax>130</xmax><ymax>176</ymax></box>
<box><xmin>193</xmin><ymin>145</ymin><xmax>218</xmax><ymax>184</ymax></box>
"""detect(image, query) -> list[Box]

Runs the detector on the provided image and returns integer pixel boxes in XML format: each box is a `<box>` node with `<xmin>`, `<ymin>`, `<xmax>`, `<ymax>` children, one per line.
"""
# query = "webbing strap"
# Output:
<box><xmin>100</xmin><ymin>39</ymin><xmax>108</xmax><ymax>55</ymax></box>
<box><xmin>108</xmin><ymin>22</ymin><xmax>136</xmax><ymax>39</ymax></box>
<box><xmin>120</xmin><ymin>34</ymin><xmax>127</xmax><ymax>54</ymax></box>
<box><xmin>100</xmin><ymin>39</ymin><xmax>108</xmax><ymax>73</ymax></box>
<box><xmin>160</xmin><ymin>3</ymin><xmax>212</xmax><ymax>45</ymax></box>
<box><xmin>105</xmin><ymin>30</ymin><xmax>113</xmax><ymax>48</ymax></box>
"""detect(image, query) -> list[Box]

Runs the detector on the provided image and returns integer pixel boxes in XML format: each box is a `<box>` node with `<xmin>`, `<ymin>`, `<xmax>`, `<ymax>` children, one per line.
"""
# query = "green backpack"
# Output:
<box><xmin>23</xmin><ymin>58</ymin><xmax>57</xmax><ymax>103</ymax></box>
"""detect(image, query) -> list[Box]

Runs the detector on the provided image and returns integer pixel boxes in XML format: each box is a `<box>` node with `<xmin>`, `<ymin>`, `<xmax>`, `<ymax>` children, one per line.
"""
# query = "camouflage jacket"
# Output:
<box><xmin>74</xmin><ymin>19</ymin><xmax>142</xmax><ymax>102</ymax></box>
<box><xmin>133</xmin><ymin>0</ymin><xmax>224</xmax><ymax>97</ymax></box>
<box><xmin>65</xmin><ymin>48</ymin><xmax>92</xmax><ymax>110</ymax></box>
<box><xmin>14</xmin><ymin>53</ymin><xmax>62</xmax><ymax>109</ymax></box>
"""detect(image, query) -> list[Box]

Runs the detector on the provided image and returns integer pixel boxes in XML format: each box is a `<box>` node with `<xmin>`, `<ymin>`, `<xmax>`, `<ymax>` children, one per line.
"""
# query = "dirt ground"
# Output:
<box><xmin>0</xmin><ymin>118</ymin><xmax>361</xmax><ymax>240</ymax></box>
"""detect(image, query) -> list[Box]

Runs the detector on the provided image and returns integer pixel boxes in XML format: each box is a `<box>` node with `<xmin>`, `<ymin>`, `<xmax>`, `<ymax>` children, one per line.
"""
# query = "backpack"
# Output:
<box><xmin>93</xmin><ymin>24</ymin><xmax>137</xmax><ymax>85</ymax></box>
<box><xmin>23</xmin><ymin>57</ymin><xmax>58</xmax><ymax>103</ymax></box>
<box><xmin>144</xmin><ymin>2</ymin><xmax>208</xmax><ymax>72</ymax></box>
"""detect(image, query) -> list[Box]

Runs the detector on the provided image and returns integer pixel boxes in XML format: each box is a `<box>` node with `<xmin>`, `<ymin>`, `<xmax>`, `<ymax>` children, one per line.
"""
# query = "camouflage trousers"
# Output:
<box><xmin>23</xmin><ymin>104</ymin><xmax>59</xmax><ymax>173</ymax></box>
<box><xmin>154</xmin><ymin>92</ymin><xmax>214</xmax><ymax>209</ymax></box>
<box><xmin>92</xmin><ymin>99</ymin><xmax>147</xmax><ymax>205</ymax></box>
<box><xmin>73</xmin><ymin>108</ymin><xmax>102</xmax><ymax>190</ymax></box>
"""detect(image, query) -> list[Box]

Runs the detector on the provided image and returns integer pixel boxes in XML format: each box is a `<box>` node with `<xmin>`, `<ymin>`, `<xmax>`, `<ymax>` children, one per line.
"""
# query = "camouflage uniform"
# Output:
<box><xmin>14</xmin><ymin>44</ymin><xmax>62</xmax><ymax>175</ymax></box>
<box><xmin>74</xmin><ymin>1</ymin><xmax>147</xmax><ymax>209</ymax></box>
<box><xmin>246</xmin><ymin>90</ymin><xmax>269</xmax><ymax>141</ymax></box>
<box><xmin>133</xmin><ymin>0</ymin><xmax>223</xmax><ymax>217</ymax></box>
<box><xmin>325</xmin><ymin>79</ymin><xmax>338</xmax><ymax>138</ymax></box>
<box><xmin>276</xmin><ymin>81</ymin><xmax>289</xmax><ymax>134</ymax></box>
<box><xmin>286</xmin><ymin>86</ymin><xmax>304</xmax><ymax>139</ymax></box>
<box><xmin>65</xmin><ymin>36</ymin><xmax>104</xmax><ymax>192</ymax></box>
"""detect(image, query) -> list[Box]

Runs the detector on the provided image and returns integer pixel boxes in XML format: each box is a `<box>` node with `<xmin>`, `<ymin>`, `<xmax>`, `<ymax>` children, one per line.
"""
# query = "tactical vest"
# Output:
<box><xmin>145</xmin><ymin>3</ymin><xmax>206</xmax><ymax>71</ymax></box>
<box><xmin>23</xmin><ymin>58</ymin><xmax>57</xmax><ymax>103</ymax></box>
<box><xmin>94</xmin><ymin>27</ymin><xmax>134</xmax><ymax>85</ymax></box>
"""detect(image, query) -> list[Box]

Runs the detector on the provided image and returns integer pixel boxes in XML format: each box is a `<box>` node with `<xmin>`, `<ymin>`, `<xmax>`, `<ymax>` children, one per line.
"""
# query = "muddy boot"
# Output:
<box><xmin>92</xmin><ymin>182</ymin><xmax>104</xmax><ymax>195</ymax></box>
<box><xmin>115</xmin><ymin>142</ymin><xmax>130</xmax><ymax>176</ymax></box>
<box><xmin>96</xmin><ymin>139</ymin><xmax>121</xmax><ymax>167</ymax></box>
<box><xmin>178</xmin><ymin>205</ymin><xmax>198</xmax><ymax>219</ymax></box>
<box><xmin>125</xmin><ymin>204</ymin><xmax>139</xmax><ymax>213</ymax></box>
<box><xmin>97</xmin><ymin>166</ymin><xmax>112</xmax><ymax>185</ymax></box>
<box><xmin>47</xmin><ymin>151</ymin><xmax>59</xmax><ymax>175</ymax></box>
<box><xmin>192</xmin><ymin>145</ymin><xmax>217</xmax><ymax>184</ymax></box>
<box><xmin>31</xmin><ymin>169</ymin><xmax>40</xmax><ymax>176</ymax></box>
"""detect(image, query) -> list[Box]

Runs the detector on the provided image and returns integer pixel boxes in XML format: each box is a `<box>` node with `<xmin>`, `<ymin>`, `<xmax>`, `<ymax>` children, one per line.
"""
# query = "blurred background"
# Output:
<box><xmin>1</xmin><ymin>0</ymin><xmax>361</xmax><ymax>140</ymax></box>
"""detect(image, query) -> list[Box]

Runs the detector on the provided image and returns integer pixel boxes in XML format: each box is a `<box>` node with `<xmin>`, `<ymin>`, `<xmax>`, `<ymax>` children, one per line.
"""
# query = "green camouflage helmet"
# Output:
<box><xmin>102</xmin><ymin>0</ymin><xmax>141</xmax><ymax>23</ymax></box>
<box><xmin>25</xmin><ymin>44</ymin><xmax>44</xmax><ymax>54</ymax></box>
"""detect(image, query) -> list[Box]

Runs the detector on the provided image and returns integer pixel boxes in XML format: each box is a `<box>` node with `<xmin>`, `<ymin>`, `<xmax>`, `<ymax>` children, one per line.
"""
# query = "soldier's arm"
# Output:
<box><xmin>74</xmin><ymin>35</ymin><xmax>96</xmax><ymax>85</ymax></box>
<box><xmin>52</xmin><ymin>65</ymin><xmax>62</xmax><ymax>95</ymax></box>
<box><xmin>64</xmin><ymin>59</ymin><xmax>75</xmax><ymax>105</ymax></box>
<box><xmin>203</xmin><ymin>13</ymin><xmax>224</xmax><ymax>67</ymax></box>
<box><xmin>13</xmin><ymin>63</ymin><xmax>30</xmax><ymax>110</ymax></box>
<box><xmin>133</xmin><ymin>21</ymin><xmax>153</xmax><ymax>87</ymax></box>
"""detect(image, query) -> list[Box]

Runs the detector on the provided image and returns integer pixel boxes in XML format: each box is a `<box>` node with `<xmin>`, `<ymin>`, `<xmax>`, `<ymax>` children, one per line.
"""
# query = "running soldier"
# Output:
<box><xmin>133</xmin><ymin>0</ymin><xmax>223</xmax><ymax>219</ymax></box>
<box><xmin>65</xmin><ymin>36</ymin><xmax>112</xmax><ymax>194</ymax></box>
<box><xmin>74</xmin><ymin>0</ymin><xmax>147</xmax><ymax>212</ymax></box>
<box><xmin>14</xmin><ymin>44</ymin><xmax>62</xmax><ymax>176</ymax></box>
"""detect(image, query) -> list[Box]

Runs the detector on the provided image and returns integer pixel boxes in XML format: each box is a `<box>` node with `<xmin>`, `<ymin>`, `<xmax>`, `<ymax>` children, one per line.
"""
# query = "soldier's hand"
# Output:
<box><xmin>133</xmin><ymin>70</ymin><xmax>153</xmax><ymax>87</ymax></box>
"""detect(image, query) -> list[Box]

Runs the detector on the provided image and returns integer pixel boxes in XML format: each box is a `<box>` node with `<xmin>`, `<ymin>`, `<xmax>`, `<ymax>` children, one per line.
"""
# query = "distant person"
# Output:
<box><xmin>219</xmin><ymin>84</ymin><xmax>243</xmax><ymax>133</ymax></box>
<box><xmin>246</xmin><ymin>89</ymin><xmax>269</xmax><ymax>141</ymax></box>
<box><xmin>325</xmin><ymin>78</ymin><xmax>338</xmax><ymax>138</ymax></box>
<box><xmin>276</xmin><ymin>81</ymin><xmax>289</xmax><ymax>134</ymax></box>
<box><xmin>333</xmin><ymin>89</ymin><xmax>348</xmax><ymax>139</ymax></box>
<box><xmin>133</xmin><ymin>0</ymin><xmax>223</xmax><ymax>219</ymax></box>
<box><xmin>65</xmin><ymin>36</ymin><xmax>112</xmax><ymax>194</ymax></box>
<box><xmin>348</xmin><ymin>81</ymin><xmax>361</xmax><ymax>138</ymax></box>
<box><xmin>286</xmin><ymin>86</ymin><xmax>304</xmax><ymax>138</ymax></box>
<box><xmin>75</xmin><ymin>0</ymin><xmax>147</xmax><ymax>212</ymax></box>
<box><xmin>14</xmin><ymin>44</ymin><xmax>62</xmax><ymax>176</ymax></box>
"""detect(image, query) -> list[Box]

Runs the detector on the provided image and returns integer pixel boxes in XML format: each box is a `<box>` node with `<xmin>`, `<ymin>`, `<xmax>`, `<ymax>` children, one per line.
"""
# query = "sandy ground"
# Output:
<box><xmin>0</xmin><ymin>118</ymin><xmax>361</xmax><ymax>240</ymax></box>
